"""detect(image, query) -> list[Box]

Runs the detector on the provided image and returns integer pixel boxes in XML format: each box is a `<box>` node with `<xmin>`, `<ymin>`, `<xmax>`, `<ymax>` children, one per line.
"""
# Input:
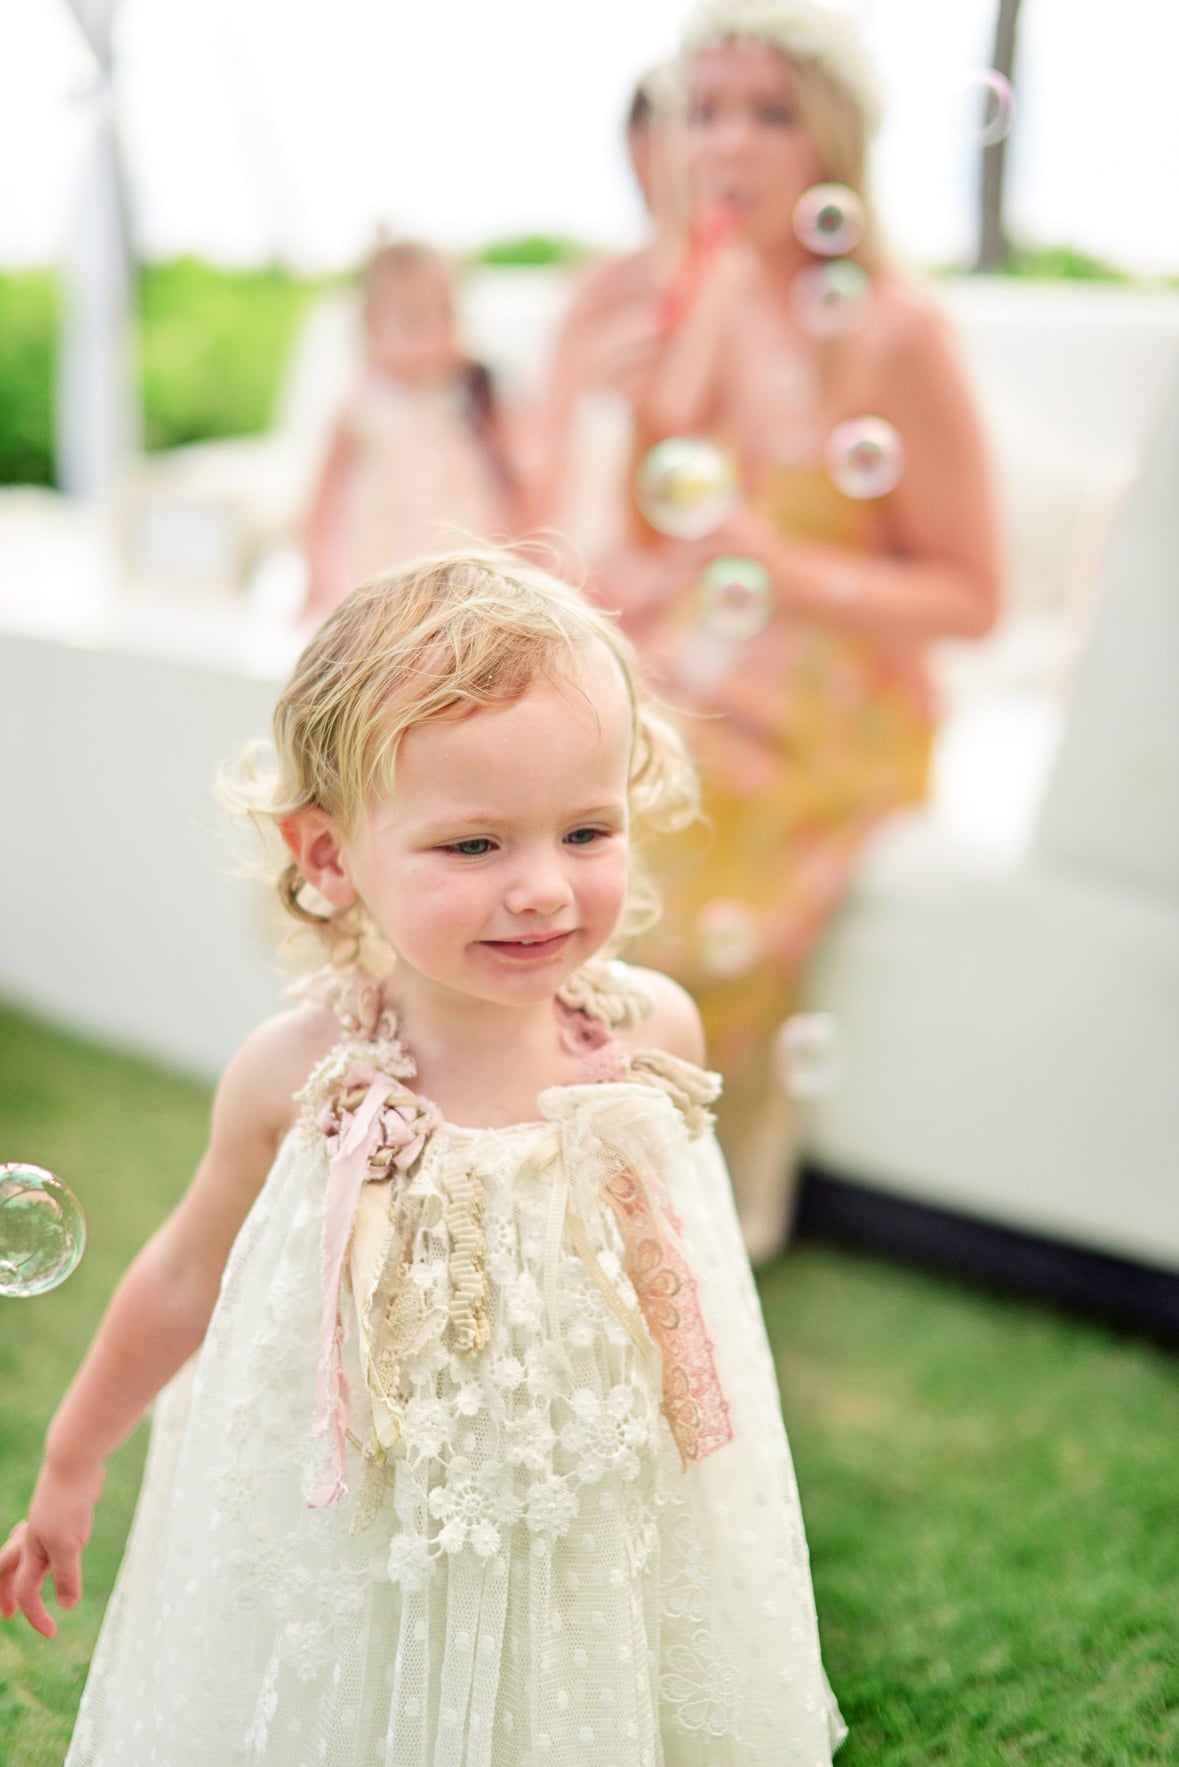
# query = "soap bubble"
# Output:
<box><xmin>790</xmin><ymin>259</ymin><xmax>871</xmax><ymax>338</ymax></box>
<box><xmin>825</xmin><ymin>416</ymin><xmax>904</xmax><ymax>499</ymax></box>
<box><xmin>0</xmin><ymin>1163</ymin><xmax>87</xmax><ymax>1297</ymax></box>
<box><xmin>635</xmin><ymin>437</ymin><xmax>739</xmax><ymax>540</ymax></box>
<box><xmin>695</xmin><ymin>899</ymin><xmax>763</xmax><ymax>979</ymax></box>
<box><xmin>962</xmin><ymin>69</ymin><xmax>1016</xmax><ymax>147</ymax></box>
<box><xmin>773</xmin><ymin>1014</ymin><xmax>843</xmax><ymax>1100</ymax></box>
<box><xmin>792</xmin><ymin>183</ymin><xmax>865</xmax><ymax>257</ymax></box>
<box><xmin>696</xmin><ymin>556</ymin><xmax>772</xmax><ymax>640</ymax></box>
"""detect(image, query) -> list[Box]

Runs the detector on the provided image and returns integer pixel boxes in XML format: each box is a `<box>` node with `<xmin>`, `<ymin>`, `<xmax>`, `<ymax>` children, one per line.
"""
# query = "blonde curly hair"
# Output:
<box><xmin>228</xmin><ymin>551</ymin><xmax>699</xmax><ymax>965</ymax></box>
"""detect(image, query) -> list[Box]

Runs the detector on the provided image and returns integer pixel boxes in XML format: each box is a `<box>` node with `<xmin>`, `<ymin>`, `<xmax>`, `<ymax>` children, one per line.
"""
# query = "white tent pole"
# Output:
<box><xmin>56</xmin><ymin>0</ymin><xmax>140</xmax><ymax>500</ymax></box>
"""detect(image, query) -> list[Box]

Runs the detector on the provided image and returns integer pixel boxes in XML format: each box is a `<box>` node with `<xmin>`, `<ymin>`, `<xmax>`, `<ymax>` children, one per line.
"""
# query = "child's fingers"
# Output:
<box><xmin>0</xmin><ymin>1522</ymin><xmax>25</xmax><ymax>1617</ymax></box>
<box><xmin>51</xmin><ymin>1548</ymin><xmax>83</xmax><ymax>1611</ymax></box>
<box><xmin>10</xmin><ymin>1528</ymin><xmax>60</xmax><ymax>1638</ymax></box>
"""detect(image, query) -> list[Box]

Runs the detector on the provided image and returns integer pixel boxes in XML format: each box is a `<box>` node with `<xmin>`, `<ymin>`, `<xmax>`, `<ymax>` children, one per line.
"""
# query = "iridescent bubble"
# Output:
<box><xmin>635</xmin><ymin>437</ymin><xmax>740</xmax><ymax>540</ymax></box>
<box><xmin>792</xmin><ymin>183</ymin><xmax>865</xmax><ymax>258</ymax></box>
<box><xmin>962</xmin><ymin>69</ymin><xmax>1016</xmax><ymax>148</ymax></box>
<box><xmin>695</xmin><ymin>556</ymin><xmax>772</xmax><ymax>640</ymax></box>
<box><xmin>790</xmin><ymin>259</ymin><xmax>871</xmax><ymax>338</ymax></box>
<box><xmin>825</xmin><ymin>416</ymin><xmax>904</xmax><ymax>500</ymax></box>
<box><xmin>773</xmin><ymin>1014</ymin><xmax>843</xmax><ymax>1100</ymax></box>
<box><xmin>695</xmin><ymin>899</ymin><xmax>763</xmax><ymax>979</ymax></box>
<box><xmin>0</xmin><ymin>1163</ymin><xmax>87</xmax><ymax>1297</ymax></box>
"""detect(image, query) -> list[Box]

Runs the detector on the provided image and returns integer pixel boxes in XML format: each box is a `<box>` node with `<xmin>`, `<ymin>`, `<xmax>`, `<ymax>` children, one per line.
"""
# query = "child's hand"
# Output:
<box><xmin>0</xmin><ymin>1461</ymin><xmax>103</xmax><ymax>1638</ymax></box>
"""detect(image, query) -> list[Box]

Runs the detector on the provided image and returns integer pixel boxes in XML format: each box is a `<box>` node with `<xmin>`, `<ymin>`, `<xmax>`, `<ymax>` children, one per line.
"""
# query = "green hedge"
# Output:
<box><xmin>0</xmin><ymin>246</ymin><xmax>1166</xmax><ymax>488</ymax></box>
<box><xmin>0</xmin><ymin>272</ymin><xmax>57</xmax><ymax>486</ymax></box>
<box><xmin>137</xmin><ymin>257</ymin><xmax>324</xmax><ymax>451</ymax></box>
<box><xmin>468</xmin><ymin>233</ymin><xmax>594</xmax><ymax>268</ymax></box>
<box><xmin>0</xmin><ymin>260</ymin><xmax>325</xmax><ymax>487</ymax></box>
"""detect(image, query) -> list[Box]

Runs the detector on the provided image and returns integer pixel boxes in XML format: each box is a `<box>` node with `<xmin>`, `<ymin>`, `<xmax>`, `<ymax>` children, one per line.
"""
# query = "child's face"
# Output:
<box><xmin>364</xmin><ymin>264</ymin><xmax>458</xmax><ymax>383</ymax></box>
<box><xmin>339</xmin><ymin>648</ymin><xmax>632</xmax><ymax>1012</ymax></box>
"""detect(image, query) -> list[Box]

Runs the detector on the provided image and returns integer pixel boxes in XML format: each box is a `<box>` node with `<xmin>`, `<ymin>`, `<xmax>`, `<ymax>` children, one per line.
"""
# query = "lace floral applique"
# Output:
<box><xmin>661</xmin><ymin>1627</ymin><xmax>747</xmax><ymax>1739</ymax></box>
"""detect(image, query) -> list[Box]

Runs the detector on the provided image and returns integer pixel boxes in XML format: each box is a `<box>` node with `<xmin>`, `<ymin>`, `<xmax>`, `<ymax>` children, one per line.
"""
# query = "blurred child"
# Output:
<box><xmin>300</xmin><ymin>241</ymin><xmax>522</xmax><ymax>622</ymax></box>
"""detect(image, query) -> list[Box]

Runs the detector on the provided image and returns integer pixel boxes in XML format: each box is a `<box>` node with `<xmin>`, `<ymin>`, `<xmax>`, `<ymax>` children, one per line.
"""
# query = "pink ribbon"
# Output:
<box><xmin>308</xmin><ymin>1074</ymin><xmax>396</xmax><ymax>1508</ymax></box>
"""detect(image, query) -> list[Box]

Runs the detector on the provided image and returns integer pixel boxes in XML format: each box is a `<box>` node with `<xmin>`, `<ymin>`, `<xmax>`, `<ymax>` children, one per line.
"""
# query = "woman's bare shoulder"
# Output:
<box><xmin>858</xmin><ymin>273</ymin><xmax>961</xmax><ymax>368</ymax></box>
<box><xmin>618</xmin><ymin>965</ymin><xmax>707</xmax><ymax>1066</ymax></box>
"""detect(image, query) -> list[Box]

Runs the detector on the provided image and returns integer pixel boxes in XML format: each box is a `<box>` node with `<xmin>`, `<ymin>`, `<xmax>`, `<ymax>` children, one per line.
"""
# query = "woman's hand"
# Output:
<box><xmin>568</xmin><ymin>299</ymin><xmax>668</xmax><ymax>408</ymax></box>
<box><xmin>0</xmin><ymin>1458</ymin><xmax>105</xmax><ymax>1638</ymax></box>
<box><xmin>668</xmin><ymin>503</ymin><xmax>811</xmax><ymax>612</ymax></box>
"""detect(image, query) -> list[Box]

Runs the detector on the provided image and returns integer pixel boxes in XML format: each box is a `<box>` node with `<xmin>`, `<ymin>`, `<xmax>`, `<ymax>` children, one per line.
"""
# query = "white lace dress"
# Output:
<box><xmin>67</xmin><ymin>965</ymin><xmax>845</xmax><ymax>1766</ymax></box>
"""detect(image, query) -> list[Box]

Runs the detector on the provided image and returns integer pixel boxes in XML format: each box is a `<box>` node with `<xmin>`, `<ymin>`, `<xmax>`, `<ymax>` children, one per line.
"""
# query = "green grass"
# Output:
<box><xmin>1</xmin><ymin>1005</ymin><xmax>1176</xmax><ymax>1765</ymax></box>
<box><xmin>0</xmin><ymin>1009</ymin><xmax>210</xmax><ymax>1767</ymax></box>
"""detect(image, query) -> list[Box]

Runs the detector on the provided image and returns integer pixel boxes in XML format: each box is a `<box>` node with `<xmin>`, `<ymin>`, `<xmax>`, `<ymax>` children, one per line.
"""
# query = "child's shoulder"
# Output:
<box><xmin>217</xmin><ymin>998</ymin><xmax>344</xmax><ymax>1142</ymax></box>
<box><xmin>615</xmin><ymin>965</ymin><xmax>706</xmax><ymax>1068</ymax></box>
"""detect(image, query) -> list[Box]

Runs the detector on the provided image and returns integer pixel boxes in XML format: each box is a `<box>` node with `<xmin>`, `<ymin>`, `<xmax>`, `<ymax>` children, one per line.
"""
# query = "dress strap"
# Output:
<box><xmin>555</xmin><ymin>957</ymin><xmax>655</xmax><ymax>1033</ymax></box>
<box><xmin>289</xmin><ymin>963</ymin><xmax>403</xmax><ymax>1046</ymax></box>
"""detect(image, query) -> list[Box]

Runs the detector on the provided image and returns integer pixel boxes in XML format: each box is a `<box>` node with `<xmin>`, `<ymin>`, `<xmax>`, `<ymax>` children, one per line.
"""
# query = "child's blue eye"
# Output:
<box><xmin>447</xmin><ymin>838</ymin><xmax>495</xmax><ymax>856</ymax></box>
<box><xmin>565</xmin><ymin>827</ymin><xmax>603</xmax><ymax>846</ymax></box>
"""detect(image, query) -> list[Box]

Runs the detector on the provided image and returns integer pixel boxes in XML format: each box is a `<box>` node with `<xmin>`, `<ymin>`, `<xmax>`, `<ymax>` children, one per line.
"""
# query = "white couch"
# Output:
<box><xmin>802</xmin><ymin>346</ymin><xmax>1179</xmax><ymax>1275</ymax></box>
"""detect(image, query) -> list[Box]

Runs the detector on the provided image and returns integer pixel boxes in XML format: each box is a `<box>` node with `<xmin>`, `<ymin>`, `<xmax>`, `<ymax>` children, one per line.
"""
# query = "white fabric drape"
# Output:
<box><xmin>56</xmin><ymin>0</ymin><xmax>140</xmax><ymax>498</ymax></box>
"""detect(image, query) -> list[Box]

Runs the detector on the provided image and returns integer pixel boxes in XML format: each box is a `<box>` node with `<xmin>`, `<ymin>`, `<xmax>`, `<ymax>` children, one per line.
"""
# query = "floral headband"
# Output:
<box><xmin>680</xmin><ymin>0</ymin><xmax>884</xmax><ymax>135</ymax></box>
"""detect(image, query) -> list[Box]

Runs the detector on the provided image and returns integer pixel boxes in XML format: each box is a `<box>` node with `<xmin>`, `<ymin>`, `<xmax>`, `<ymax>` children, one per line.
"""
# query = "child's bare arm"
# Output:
<box><xmin>0</xmin><ymin>1010</ymin><xmax>322</xmax><ymax>1638</ymax></box>
<box><xmin>300</xmin><ymin>414</ymin><xmax>358</xmax><ymax>620</ymax></box>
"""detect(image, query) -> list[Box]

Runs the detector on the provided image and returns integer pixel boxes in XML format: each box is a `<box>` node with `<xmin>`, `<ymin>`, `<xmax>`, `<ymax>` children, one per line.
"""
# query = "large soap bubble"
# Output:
<box><xmin>825</xmin><ymin>416</ymin><xmax>904</xmax><ymax>500</ymax></box>
<box><xmin>962</xmin><ymin>69</ymin><xmax>1016</xmax><ymax>147</ymax></box>
<box><xmin>773</xmin><ymin>1014</ymin><xmax>843</xmax><ymax>1100</ymax></box>
<box><xmin>0</xmin><ymin>1163</ymin><xmax>87</xmax><ymax>1297</ymax></box>
<box><xmin>790</xmin><ymin>259</ymin><xmax>871</xmax><ymax>338</ymax></box>
<box><xmin>694</xmin><ymin>898</ymin><xmax>763</xmax><ymax>979</ymax></box>
<box><xmin>635</xmin><ymin>437</ymin><xmax>740</xmax><ymax>539</ymax></box>
<box><xmin>696</xmin><ymin>556</ymin><xmax>773</xmax><ymax>640</ymax></box>
<box><xmin>792</xmin><ymin>183</ymin><xmax>865</xmax><ymax>258</ymax></box>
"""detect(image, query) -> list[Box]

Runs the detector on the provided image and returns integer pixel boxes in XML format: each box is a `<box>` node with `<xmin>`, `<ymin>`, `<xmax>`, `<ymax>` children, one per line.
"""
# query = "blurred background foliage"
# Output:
<box><xmin>0</xmin><ymin>239</ymin><xmax>1159</xmax><ymax>489</ymax></box>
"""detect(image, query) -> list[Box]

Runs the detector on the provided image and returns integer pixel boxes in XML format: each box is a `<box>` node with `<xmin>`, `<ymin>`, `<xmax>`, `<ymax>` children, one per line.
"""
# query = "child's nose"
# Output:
<box><xmin>503</xmin><ymin>849</ymin><xmax>574</xmax><ymax>917</ymax></box>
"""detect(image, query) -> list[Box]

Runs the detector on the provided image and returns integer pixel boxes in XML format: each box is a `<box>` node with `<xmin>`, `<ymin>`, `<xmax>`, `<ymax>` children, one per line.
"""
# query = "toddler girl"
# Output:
<box><xmin>300</xmin><ymin>242</ymin><xmax>522</xmax><ymax>623</ymax></box>
<box><xmin>1</xmin><ymin>552</ymin><xmax>845</xmax><ymax>1763</ymax></box>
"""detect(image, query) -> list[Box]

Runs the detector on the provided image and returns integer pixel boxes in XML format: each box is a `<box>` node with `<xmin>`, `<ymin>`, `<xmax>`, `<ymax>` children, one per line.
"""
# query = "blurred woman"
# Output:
<box><xmin>541</xmin><ymin>0</ymin><xmax>1000</xmax><ymax>1262</ymax></box>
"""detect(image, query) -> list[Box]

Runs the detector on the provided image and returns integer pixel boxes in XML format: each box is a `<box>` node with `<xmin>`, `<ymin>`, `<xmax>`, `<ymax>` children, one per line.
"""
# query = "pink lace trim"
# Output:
<box><xmin>602</xmin><ymin>1166</ymin><xmax>733</xmax><ymax>1466</ymax></box>
<box><xmin>555</xmin><ymin>998</ymin><xmax>628</xmax><ymax>1084</ymax></box>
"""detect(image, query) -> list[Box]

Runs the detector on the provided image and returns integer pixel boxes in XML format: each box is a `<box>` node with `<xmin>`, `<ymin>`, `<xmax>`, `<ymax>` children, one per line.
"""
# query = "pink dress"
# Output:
<box><xmin>320</xmin><ymin>370</ymin><xmax>514</xmax><ymax>608</ymax></box>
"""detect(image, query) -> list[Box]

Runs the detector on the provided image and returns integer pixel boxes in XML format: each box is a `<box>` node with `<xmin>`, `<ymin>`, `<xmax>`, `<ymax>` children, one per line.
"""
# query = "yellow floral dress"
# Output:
<box><xmin>627</xmin><ymin>462</ymin><xmax>934</xmax><ymax>1119</ymax></box>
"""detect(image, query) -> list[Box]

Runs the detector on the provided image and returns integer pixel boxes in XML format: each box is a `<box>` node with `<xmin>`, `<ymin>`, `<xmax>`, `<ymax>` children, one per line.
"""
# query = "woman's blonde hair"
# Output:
<box><xmin>229</xmin><ymin>551</ymin><xmax>698</xmax><ymax>965</ymax></box>
<box><xmin>680</xmin><ymin>0</ymin><xmax>889</xmax><ymax>270</ymax></box>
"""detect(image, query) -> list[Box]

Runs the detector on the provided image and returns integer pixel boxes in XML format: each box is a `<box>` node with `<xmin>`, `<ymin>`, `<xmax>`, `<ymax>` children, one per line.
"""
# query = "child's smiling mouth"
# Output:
<box><xmin>479</xmin><ymin>933</ymin><xmax>574</xmax><ymax>960</ymax></box>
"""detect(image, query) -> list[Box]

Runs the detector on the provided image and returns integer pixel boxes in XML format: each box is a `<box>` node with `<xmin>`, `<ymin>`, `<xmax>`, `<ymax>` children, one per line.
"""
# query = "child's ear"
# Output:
<box><xmin>278</xmin><ymin>808</ymin><xmax>358</xmax><ymax>910</ymax></box>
